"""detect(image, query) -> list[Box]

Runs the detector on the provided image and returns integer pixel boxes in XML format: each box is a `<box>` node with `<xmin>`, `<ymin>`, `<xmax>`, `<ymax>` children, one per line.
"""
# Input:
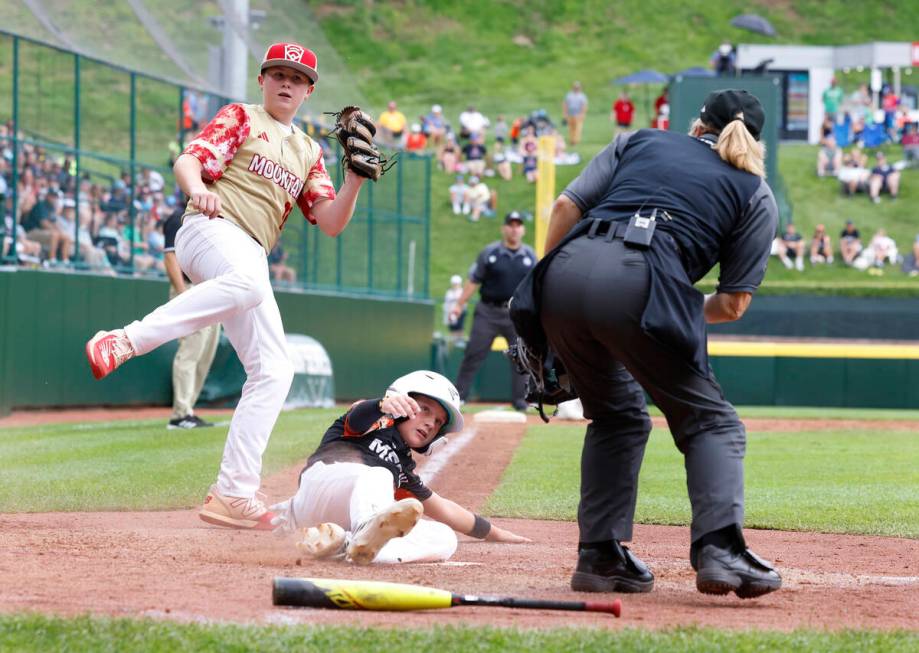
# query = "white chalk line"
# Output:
<box><xmin>418</xmin><ymin>426</ymin><xmax>478</xmax><ymax>485</ymax></box>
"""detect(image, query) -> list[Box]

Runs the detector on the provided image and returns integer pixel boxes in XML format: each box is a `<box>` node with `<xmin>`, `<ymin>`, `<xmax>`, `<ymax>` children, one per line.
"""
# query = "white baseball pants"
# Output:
<box><xmin>124</xmin><ymin>214</ymin><xmax>294</xmax><ymax>498</ymax></box>
<box><xmin>291</xmin><ymin>461</ymin><xmax>458</xmax><ymax>564</ymax></box>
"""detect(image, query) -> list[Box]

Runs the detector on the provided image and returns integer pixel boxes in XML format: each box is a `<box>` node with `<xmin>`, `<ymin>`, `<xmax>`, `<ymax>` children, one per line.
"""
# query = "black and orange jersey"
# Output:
<box><xmin>303</xmin><ymin>399</ymin><xmax>432</xmax><ymax>501</ymax></box>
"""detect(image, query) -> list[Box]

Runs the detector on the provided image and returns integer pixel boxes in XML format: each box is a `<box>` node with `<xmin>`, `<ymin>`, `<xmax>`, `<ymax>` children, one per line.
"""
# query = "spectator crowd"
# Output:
<box><xmin>785</xmin><ymin>76</ymin><xmax>919</xmax><ymax>277</ymax></box>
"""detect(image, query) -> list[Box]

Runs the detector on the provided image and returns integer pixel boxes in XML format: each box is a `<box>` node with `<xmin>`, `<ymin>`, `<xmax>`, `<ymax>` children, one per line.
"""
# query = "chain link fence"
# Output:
<box><xmin>0</xmin><ymin>30</ymin><xmax>429</xmax><ymax>298</ymax></box>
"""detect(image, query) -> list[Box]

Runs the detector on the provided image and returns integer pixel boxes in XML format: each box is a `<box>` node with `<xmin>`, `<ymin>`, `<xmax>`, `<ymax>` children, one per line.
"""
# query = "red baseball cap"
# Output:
<box><xmin>261</xmin><ymin>43</ymin><xmax>319</xmax><ymax>84</ymax></box>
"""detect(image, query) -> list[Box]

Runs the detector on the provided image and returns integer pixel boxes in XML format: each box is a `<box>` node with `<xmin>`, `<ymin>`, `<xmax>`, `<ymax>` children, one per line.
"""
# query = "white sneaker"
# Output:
<box><xmin>199</xmin><ymin>485</ymin><xmax>275</xmax><ymax>530</ymax></box>
<box><xmin>297</xmin><ymin>523</ymin><xmax>348</xmax><ymax>559</ymax></box>
<box><xmin>347</xmin><ymin>498</ymin><xmax>423</xmax><ymax>565</ymax></box>
<box><xmin>780</xmin><ymin>256</ymin><xmax>793</xmax><ymax>270</ymax></box>
<box><xmin>795</xmin><ymin>257</ymin><xmax>804</xmax><ymax>271</ymax></box>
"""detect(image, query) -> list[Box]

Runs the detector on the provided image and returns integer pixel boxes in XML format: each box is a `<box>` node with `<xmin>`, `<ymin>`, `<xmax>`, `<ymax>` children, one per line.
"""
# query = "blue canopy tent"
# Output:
<box><xmin>612</xmin><ymin>69</ymin><xmax>670</xmax><ymax>121</ymax></box>
<box><xmin>673</xmin><ymin>66</ymin><xmax>717</xmax><ymax>79</ymax></box>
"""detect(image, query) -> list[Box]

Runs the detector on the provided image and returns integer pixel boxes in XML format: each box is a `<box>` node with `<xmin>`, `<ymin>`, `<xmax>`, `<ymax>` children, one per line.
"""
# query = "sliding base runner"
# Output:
<box><xmin>272</xmin><ymin>577</ymin><xmax>621</xmax><ymax>617</ymax></box>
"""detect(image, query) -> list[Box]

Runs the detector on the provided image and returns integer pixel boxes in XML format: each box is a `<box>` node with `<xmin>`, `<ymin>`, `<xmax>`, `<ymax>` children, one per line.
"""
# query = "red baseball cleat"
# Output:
<box><xmin>85</xmin><ymin>329</ymin><xmax>135</xmax><ymax>380</ymax></box>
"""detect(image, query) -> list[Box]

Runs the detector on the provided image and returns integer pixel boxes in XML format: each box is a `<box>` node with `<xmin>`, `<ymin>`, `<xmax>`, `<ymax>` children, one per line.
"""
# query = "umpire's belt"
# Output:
<box><xmin>583</xmin><ymin>219</ymin><xmax>629</xmax><ymax>241</ymax></box>
<box><xmin>481</xmin><ymin>298</ymin><xmax>510</xmax><ymax>308</ymax></box>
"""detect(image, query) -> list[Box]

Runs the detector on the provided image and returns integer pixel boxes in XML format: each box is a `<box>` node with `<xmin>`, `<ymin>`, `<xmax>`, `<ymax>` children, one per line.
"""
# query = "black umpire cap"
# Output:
<box><xmin>699</xmin><ymin>89</ymin><xmax>765</xmax><ymax>140</ymax></box>
<box><xmin>504</xmin><ymin>211</ymin><xmax>525</xmax><ymax>225</ymax></box>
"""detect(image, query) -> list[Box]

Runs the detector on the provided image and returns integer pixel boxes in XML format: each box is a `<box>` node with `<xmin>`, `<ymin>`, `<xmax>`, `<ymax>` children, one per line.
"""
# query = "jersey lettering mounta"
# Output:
<box><xmin>182</xmin><ymin>103</ymin><xmax>336</xmax><ymax>252</ymax></box>
<box><xmin>304</xmin><ymin>399</ymin><xmax>432</xmax><ymax>501</ymax></box>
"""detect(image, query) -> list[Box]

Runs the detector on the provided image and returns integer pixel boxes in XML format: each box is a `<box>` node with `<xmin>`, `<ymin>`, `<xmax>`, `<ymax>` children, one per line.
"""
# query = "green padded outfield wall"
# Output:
<box><xmin>0</xmin><ymin>269</ymin><xmax>432</xmax><ymax>415</ymax></box>
<box><xmin>669</xmin><ymin>75</ymin><xmax>781</xmax><ymax>183</ymax></box>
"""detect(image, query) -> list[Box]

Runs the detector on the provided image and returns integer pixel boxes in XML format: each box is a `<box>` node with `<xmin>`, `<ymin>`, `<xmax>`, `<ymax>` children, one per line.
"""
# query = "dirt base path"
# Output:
<box><xmin>1</xmin><ymin>414</ymin><xmax>917</xmax><ymax>631</ymax></box>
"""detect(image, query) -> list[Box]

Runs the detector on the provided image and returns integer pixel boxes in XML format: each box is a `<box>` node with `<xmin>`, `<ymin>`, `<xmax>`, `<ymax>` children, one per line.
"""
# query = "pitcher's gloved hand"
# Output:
<box><xmin>330</xmin><ymin>105</ymin><xmax>393</xmax><ymax>181</ymax></box>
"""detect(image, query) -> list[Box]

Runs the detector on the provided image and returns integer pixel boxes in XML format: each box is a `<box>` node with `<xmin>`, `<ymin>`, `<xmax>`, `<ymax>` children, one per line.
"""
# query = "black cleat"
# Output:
<box><xmin>570</xmin><ymin>541</ymin><xmax>654</xmax><ymax>593</ymax></box>
<box><xmin>695</xmin><ymin>544</ymin><xmax>782</xmax><ymax>599</ymax></box>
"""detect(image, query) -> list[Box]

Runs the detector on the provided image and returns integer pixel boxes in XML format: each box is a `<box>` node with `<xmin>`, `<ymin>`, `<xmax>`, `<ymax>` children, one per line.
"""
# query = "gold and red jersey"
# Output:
<box><xmin>182</xmin><ymin>103</ymin><xmax>336</xmax><ymax>252</ymax></box>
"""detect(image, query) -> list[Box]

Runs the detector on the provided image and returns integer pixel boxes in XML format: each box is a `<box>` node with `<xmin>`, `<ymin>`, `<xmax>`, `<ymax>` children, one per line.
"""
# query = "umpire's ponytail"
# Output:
<box><xmin>716</xmin><ymin>118</ymin><xmax>765</xmax><ymax>178</ymax></box>
<box><xmin>690</xmin><ymin>117</ymin><xmax>766</xmax><ymax>178</ymax></box>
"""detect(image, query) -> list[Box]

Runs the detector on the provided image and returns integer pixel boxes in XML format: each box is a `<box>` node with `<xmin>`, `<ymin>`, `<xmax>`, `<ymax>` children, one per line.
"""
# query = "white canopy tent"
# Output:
<box><xmin>736</xmin><ymin>41</ymin><xmax>917</xmax><ymax>143</ymax></box>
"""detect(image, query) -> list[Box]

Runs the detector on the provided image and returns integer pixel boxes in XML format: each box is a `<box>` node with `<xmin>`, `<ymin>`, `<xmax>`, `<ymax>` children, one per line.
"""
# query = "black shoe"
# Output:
<box><xmin>570</xmin><ymin>541</ymin><xmax>654</xmax><ymax>593</ymax></box>
<box><xmin>512</xmin><ymin>400</ymin><xmax>529</xmax><ymax>412</ymax></box>
<box><xmin>168</xmin><ymin>415</ymin><xmax>215</xmax><ymax>430</ymax></box>
<box><xmin>695</xmin><ymin>544</ymin><xmax>782</xmax><ymax>599</ymax></box>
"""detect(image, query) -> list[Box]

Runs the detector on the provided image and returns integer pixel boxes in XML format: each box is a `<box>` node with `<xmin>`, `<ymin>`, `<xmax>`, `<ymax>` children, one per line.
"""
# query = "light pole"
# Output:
<box><xmin>207</xmin><ymin>0</ymin><xmax>265</xmax><ymax>101</ymax></box>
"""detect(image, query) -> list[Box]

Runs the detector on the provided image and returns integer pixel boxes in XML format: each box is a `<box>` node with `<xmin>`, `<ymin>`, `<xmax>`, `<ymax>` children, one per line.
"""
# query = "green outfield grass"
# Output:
<box><xmin>0</xmin><ymin>615</ymin><xmax>915</xmax><ymax>653</ymax></box>
<box><xmin>485</xmin><ymin>423</ymin><xmax>919</xmax><ymax>538</ymax></box>
<box><xmin>0</xmin><ymin>408</ymin><xmax>339</xmax><ymax>512</ymax></box>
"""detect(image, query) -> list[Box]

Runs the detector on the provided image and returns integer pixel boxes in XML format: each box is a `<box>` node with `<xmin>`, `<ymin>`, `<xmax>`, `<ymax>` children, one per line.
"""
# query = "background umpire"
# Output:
<box><xmin>450</xmin><ymin>212</ymin><xmax>536</xmax><ymax>410</ymax></box>
<box><xmin>540</xmin><ymin>90</ymin><xmax>782</xmax><ymax>599</ymax></box>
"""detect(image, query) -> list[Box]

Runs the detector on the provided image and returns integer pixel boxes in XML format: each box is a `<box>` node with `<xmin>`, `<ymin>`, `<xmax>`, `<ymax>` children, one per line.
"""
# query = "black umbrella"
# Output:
<box><xmin>730</xmin><ymin>13</ymin><xmax>777</xmax><ymax>37</ymax></box>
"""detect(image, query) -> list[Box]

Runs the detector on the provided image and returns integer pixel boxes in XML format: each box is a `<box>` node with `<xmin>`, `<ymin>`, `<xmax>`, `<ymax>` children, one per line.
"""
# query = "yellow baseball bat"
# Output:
<box><xmin>272</xmin><ymin>577</ymin><xmax>621</xmax><ymax>617</ymax></box>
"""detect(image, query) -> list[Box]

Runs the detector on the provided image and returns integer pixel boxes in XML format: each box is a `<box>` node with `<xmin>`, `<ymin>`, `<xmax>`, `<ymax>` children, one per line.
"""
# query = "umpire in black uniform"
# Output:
<box><xmin>539</xmin><ymin>90</ymin><xmax>782</xmax><ymax>598</ymax></box>
<box><xmin>451</xmin><ymin>212</ymin><xmax>536</xmax><ymax>409</ymax></box>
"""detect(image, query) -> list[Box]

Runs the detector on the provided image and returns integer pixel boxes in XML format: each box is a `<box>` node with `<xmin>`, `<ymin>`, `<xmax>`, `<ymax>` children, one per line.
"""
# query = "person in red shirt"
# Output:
<box><xmin>611</xmin><ymin>91</ymin><xmax>635</xmax><ymax>131</ymax></box>
<box><xmin>651</xmin><ymin>103</ymin><xmax>670</xmax><ymax>130</ymax></box>
<box><xmin>654</xmin><ymin>88</ymin><xmax>668</xmax><ymax>115</ymax></box>
<box><xmin>405</xmin><ymin>124</ymin><xmax>427</xmax><ymax>152</ymax></box>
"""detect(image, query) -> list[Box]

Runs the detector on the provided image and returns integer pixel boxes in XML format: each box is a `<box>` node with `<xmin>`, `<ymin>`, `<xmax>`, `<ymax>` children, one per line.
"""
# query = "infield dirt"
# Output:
<box><xmin>1</xmin><ymin>410</ymin><xmax>917</xmax><ymax>630</ymax></box>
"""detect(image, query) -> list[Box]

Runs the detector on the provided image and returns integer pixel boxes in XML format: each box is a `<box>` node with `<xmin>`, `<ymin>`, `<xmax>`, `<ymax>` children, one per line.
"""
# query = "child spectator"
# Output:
<box><xmin>509</xmin><ymin>116</ymin><xmax>523</xmax><ymax>145</ymax></box>
<box><xmin>809</xmin><ymin>224</ymin><xmax>834</xmax><ymax>264</ymax></box>
<box><xmin>440</xmin><ymin>133</ymin><xmax>460</xmax><ymax>174</ymax></box>
<box><xmin>839</xmin><ymin>220</ymin><xmax>863</xmax><ymax>266</ymax></box>
<box><xmin>611</xmin><ymin>91</ymin><xmax>635</xmax><ymax>131</ymax></box>
<box><xmin>405</xmin><ymin>124</ymin><xmax>427</xmax><ymax>152</ymax></box>
<box><xmin>268</xmin><ymin>371</ymin><xmax>528</xmax><ymax>565</ymax></box>
<box><xmin>491</xmin><ymin>141</ymin><xmax>512</xmax><ymax>181</ymax></box>
<box><xmin>652</xmin><ymin>103</ymin><xmax>670</xmax><ymax>130</ymax></box>
<box><xmin>902</xmin><ymin>123</ymin><xmax>919</xmax><ymax>166</ymax></box>
<box><xmin>902</xmin><ymin>235</ymin><xmax>919</xmax><ymax>276</ymax></box>
<box><xmin>493</xmin><ymin>115</ymin><xmax>509</xmax><ymax>144</ymax></box>
<box><xmin>868</xmin><ymin>151</ymin><xmax>900</xmax><ymax>203</ymax></box>
<box><xmin>776</xmin><ymin>223</ymin><xmax>805</xmax><ymax>271</ymax></box>
<box><xmin>448</xmin><ymin>175</ymin><xmax>468</xmax><ymax>216</ymax></box>
<box><xmin>817</xmin><ymin>135</ymin><xmax>842</xmax><ymax>177</ymax></box>
<box><xmin>463</xmin><ymin>176</ymin><xmax>491</xmax><ymax>222</ymax></box>
<box><xmin>519</xmin><ymin>125</ymin><xmax>539</xmax><ymax>183</ymax></box>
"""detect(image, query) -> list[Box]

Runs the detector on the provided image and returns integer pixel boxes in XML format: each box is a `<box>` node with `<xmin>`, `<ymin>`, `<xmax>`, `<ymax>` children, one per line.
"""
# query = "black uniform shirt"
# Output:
<box><xmin>470</xmin><ymin>240</ymin><xmax>537</xmax><ymax>304</ymax></box>
<box><xmin>162</xmin><ymin>208</ymin><xmax>191</xmax><ymax>284</ymax></box>
<box><xmin>304</xmin><ymin>399</ymin><xmax>432</xmax><ymax>501</ymax></box>
<box><xmin>162</xmin><ymin>209</ymin><xmax>183</xmax><ymax>252</ymax></box>
<box><xmin>563</xmin><ymin>129</ymin><xmax>778</xmax><ymax>294</ymax></box>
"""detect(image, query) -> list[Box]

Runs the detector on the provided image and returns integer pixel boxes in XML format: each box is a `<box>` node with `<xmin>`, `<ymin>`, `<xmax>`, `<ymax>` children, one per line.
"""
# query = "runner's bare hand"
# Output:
<box><xmin>381</xmin><ymin>393</ymin><xmax>420</xmax><ymax>419</ymax></box>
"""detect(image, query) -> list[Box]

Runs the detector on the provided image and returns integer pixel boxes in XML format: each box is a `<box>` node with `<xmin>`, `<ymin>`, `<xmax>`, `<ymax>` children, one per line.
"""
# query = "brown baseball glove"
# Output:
<box><xmin>330</xmin><ymin>105</ymin><xmax>393</xmax><ymax>181</ymax></box>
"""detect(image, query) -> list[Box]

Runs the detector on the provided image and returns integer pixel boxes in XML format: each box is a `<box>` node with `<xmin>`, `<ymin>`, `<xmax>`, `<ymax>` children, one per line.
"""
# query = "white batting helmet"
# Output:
<box><xmin>386</xmin><ymin>371</ymin><xmax>464</xmax><ymax>451</ymax></box>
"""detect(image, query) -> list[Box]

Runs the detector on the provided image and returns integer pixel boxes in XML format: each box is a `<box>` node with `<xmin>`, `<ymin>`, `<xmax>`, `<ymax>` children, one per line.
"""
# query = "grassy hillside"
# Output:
<box><xmin>305</xmin><ymin>0</ymin><xmax>919</xmax><ymax>303</ymax></box>
<box><xmin>1</xmin><ymin>0</ymin><xmax>918</xmax><ymax>305</ymax></box>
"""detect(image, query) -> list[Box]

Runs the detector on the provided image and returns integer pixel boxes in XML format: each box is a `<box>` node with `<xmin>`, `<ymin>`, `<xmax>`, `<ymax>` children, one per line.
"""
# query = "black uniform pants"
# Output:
<box><xmin>540</xmin><ymin>236</ymin><xmax>745</xmax><ymax>545</ymax></box>
<box><xmin>455</xmin><ymin>301</ymin><xmax>527</xmax><ymax>405</ymax></box>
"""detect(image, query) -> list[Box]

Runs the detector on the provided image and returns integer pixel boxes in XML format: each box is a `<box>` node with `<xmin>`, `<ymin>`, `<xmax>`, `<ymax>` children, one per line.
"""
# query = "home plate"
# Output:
<box><xmin>474</xmin><ymin>410</ymin><xmax>527</xmax><ymax>423</ymax></box>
